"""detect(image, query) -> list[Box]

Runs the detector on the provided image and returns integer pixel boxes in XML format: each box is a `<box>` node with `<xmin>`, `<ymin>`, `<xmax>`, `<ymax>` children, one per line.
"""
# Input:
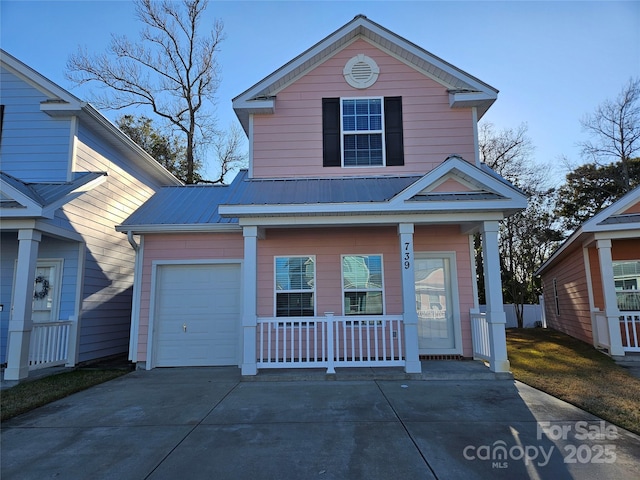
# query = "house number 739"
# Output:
<box><xmin>404</xmin><ymin>242</ymin><xmax>412</xmax><ymax>269</ymax></box>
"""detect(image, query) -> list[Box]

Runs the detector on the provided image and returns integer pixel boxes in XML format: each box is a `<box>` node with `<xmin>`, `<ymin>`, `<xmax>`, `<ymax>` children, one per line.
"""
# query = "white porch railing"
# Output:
<box><xmin>620</xmin><ymin>312</ymin><xmax>640</xmax><ymax>352</ymax></box>
<box><xmin>256</xmin><ymin>314</ymin><xmax>405</xmax><ymax>373</ymax></box>
<box><xmin>470</xmin><ymin>311</ymin><xmax>491</xmax><ymax>362</ymax></box>
<box><xmin>593</xmin><ymin>312</ymin><xmax>610</xmax><ymax>350</ymax></box>
<box><xmin>28</xmin><ymin>321</ymin><xmax>72</xmax><ymax>370</ymax></box>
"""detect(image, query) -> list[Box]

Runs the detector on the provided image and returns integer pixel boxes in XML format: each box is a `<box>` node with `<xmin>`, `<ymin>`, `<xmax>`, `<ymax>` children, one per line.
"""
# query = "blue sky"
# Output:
<box><xmin>2</xmin><ymin>1</ymin><xmax>639</xmax><ymax>183</ymax></box>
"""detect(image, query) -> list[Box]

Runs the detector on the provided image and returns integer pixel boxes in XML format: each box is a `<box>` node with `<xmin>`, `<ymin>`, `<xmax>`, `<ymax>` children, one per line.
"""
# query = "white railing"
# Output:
<box><xmin>28</xmin><ymin>321</ymin><xmax>72</xmax><ymax>370</ymax></box>
<box><xmin>256</xmin><ymin>314</ymin><xmax>405</xmax><ymax>373</ymax></box>
<box><xmin>620</xmin><ymin>312</ymin><xmax>640</xmax><ymax>352</ymax></box>
<box><xmin>470</xmin><ymin>310</ymin><xmax>490</xmax><ymax>362</ymax></box>
<box><xmin>593</xmin><ymin>312</ymin><xmax>610</xmax><ymax>350</ymax></box>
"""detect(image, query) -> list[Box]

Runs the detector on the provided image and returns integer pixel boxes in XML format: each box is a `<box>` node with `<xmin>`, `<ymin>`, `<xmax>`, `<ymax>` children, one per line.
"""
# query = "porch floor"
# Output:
<box><xmin>246</xmin><ymin>359</ymin><xmax>512</xmax><ymax>382</ymax></box>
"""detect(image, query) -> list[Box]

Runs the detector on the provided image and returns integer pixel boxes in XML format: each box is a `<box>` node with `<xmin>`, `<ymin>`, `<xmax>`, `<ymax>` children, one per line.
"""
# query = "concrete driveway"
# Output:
<box><xmin>2</xmin><ymin>364</ymin><xmax>640</xmax><ymax>480</ymax></box>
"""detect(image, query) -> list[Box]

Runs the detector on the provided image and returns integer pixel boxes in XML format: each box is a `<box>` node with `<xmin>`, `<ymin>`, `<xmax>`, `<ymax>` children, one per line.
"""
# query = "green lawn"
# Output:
<box><xmin>507</xmin><ymin>328</ymin><xmax>640</xmax><ymax>435</ymax></box>
<box><xmin>1</xmin><ymin>369</ymin><xmax>129</xmax><ymax>422</ymax></box>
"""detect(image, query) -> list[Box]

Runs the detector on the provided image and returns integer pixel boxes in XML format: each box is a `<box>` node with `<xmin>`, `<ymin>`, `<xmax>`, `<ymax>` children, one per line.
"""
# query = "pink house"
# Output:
<box><xmin>116</xmin><ymin>15</ymin><xmax>527</xmax><ymax>375</ymax></box>
<box><xmin>537</xmin><ymin>186</ymin><xmax>640</xmax><ymax>358</ymax></box>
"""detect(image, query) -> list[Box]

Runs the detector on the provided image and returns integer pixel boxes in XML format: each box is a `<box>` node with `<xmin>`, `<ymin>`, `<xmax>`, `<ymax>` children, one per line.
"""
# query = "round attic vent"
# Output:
<box><xmin>343</xmin><ymin>54</ymin><xmax>379</xmax><ymax>89</ymax></box>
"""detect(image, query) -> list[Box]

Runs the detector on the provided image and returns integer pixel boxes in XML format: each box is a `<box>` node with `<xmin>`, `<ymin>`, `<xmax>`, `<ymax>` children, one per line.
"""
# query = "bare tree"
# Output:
<box><xmin>477</xmin><ymin>122</ymin><xmax>562</xmax><ymax>327</ymax></box>
<box><xmin>580</xmin><ymin>77</ymin><xmax>640</xmax><ymax>192</ymax></box>
<box><xmin>67</xmin><ymin>0</ymin><xmax>224</xmax><ymax>184</ymax></box>
<box><xmin>479</xmin><ymin>122</ymin><xmax>540</xmax><ymax>193</ymax></box>
<box><xmin>200</xmin><ymin>123</ymin><xmax>247</xmax><ymax>184</ymax></box>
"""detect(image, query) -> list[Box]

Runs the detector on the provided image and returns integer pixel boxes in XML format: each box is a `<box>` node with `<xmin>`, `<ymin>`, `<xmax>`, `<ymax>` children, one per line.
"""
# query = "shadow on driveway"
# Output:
<box><xmin>2</xmin><ymin>365</ymin><xmax>639</xmax><ymax>479</ymax></box>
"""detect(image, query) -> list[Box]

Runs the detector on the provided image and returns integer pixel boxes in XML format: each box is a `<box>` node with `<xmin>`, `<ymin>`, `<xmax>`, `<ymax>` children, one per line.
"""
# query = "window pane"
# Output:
<box><xmin>343</xmin><ymin>100</ymin><xmax>355</xmax><ymax>115</ymax></box>
<box><xmin>276</xmin><ymin>293</ymin><xmax>315</xmax><ymax>317</ymax></box>
<box><xmin>275</xmin><ymin>257</ymin><xmax>314</xmax><ymax>290</ymax></box>
<box><xmin>344</xmin><ymin>291</ymin><xmax>383</xmax><ymax>315</ymax></box>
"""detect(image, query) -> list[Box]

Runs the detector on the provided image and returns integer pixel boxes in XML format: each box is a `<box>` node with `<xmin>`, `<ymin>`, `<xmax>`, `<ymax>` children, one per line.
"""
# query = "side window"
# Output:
<box><xmin>553</xmin><ymin>278</ymin><xmax>560</xmax><ymax>315</ymax></box>
<box><xmin>322</xmin><ymin>97</ymin><xmax>403</xmax><ymax>167</ymax></box>
<box><xmin>342</xmin><ymin>255</ymin><xmax>384</xmax><ymax>315</ymax></box>
<box><xmin>275</xmin><ymin>256</ymin><xmax>315</xmax><ymax>317</ymax></box>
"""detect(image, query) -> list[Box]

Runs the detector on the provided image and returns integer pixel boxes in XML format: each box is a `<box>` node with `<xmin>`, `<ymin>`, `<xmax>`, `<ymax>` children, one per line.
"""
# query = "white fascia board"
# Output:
<box><xmin>220</xmin><ymin>196</ymin><xmax>526</xmax><ymax>218</ymax></box>
<box><xmin>0</xmin><ymin>218</ymin><xmax>84</xmax><ymax>242</ymax></box>
<box><xmin>237</xmin><ymin>211</ymin><xmax>504</xmax><ymax>227</ymax></box>
<box><xmin>0</xmin><ymin>181</ymin><xmax>43</xmax><ymax>214</ymax></box>
<box><xmin>1</xmin><ymin>49</ymin><xmax>83</xmax><ymax>104</ymax></box>
<box><xmin>593</xmin><ymin>228</ymin><xmax>640</xmax><ymax>240</ymax></box>
<box><xmin>388</xmin><ymin>157</ymin><xmax>526</xmax><ymax>207</ymax></box>
<box><xmin>114</xmin><ymin>223</ymin><xmax>242</xmax><ymax>234</ymax></box>
<box><xmin>582</xmin><ymin>188</ymin><xmax>640</xmax><ymax>231</ymax></box>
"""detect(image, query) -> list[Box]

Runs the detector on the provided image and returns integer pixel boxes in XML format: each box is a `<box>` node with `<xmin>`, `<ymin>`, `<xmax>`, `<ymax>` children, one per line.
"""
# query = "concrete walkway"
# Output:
<box><xmin>2</xmin><ymin>363</ymin><xmax>640</xmax><ymax>479</ymax></box>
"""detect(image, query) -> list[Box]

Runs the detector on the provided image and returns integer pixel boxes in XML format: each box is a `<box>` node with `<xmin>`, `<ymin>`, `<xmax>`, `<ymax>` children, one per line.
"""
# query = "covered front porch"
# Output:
<box><xmin>237</xmin><ymin>221</ymin><xmax>512</xmax><ymax>376</ymax></box>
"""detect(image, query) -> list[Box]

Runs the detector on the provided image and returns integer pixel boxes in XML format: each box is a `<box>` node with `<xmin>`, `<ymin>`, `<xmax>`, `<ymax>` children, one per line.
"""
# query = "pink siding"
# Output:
<box><xmin>252</xmin><ymin>39</ymin><xmax>475</xmax><ymax>178</ymax></box>
<box><xmin>136</xmin><ymin>232</ymin><xmax>244</xmax><ymax>361</ymax></box>
<box><xmin>622</xmin><ymin>200</ymin><xmax>640</xmax><ymax>214</ymax></box>
<box><xmin>256</xmin><ymin>225</ymin><xmax>475</xmax><ymax>357</ymax></box>
<box><xmin>541</xmin><ymin>245</ymin><xmax>593</xmax><ymax>344</ymax></box>
<box><xmin>431</xmin><ymin>178</ymin><xmax>473</xmax><ymax>193</ymax></box>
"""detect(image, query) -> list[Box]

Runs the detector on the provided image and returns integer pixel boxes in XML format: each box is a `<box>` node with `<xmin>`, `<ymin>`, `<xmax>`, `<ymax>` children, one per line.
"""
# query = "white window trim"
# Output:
<box><xmin>341</xmin><ymin>254</ymin><xmax>386</xmax><ymax>315</ymax></box>
<box><xmin>274</xmin><ymin>255</ymin><xmax>317</xmax><ymax>317</ymax></box>
<box><xmin>13</xmin><ymin>258</ymin><xmax>64</xmax><ymax>323</ymax></box>
<box><xmin>340</xmin><ymin>97</ymin><xmax>386</xmax><ymax>168</ymax></box>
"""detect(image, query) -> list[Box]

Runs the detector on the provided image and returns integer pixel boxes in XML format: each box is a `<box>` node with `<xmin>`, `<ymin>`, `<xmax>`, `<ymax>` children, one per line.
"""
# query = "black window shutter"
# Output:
<box><xmin>322</xmin><ymin>98</ymin><xmax>341</xmax><ymax>167</ymax></box>
<box><xmin>384</xmin><ymin>97</ymin><xmax>404</xmax><ymax>166</ymax></box>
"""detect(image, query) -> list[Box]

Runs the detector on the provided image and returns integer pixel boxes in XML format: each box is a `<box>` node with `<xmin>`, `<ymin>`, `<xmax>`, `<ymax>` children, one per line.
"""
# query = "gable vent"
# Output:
<box><xmin>344</xmin><ymin>54</ymin><xmax>379</xmax><ymax>89</ymax></box>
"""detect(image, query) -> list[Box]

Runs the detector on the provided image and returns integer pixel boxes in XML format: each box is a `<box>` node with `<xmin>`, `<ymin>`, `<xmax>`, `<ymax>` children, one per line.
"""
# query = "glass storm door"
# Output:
<box><xmin>415</xmin><ymin>256</ymin><xmax>455</xmax><ymax>350</ymax></box>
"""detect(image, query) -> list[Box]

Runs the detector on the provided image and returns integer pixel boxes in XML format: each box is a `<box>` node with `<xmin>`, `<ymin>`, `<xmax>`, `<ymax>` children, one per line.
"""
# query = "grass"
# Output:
<box><xmin>1</xmin><ymin>368</ymin><xmax>129</xmax><ymax>422</ymax></box>
<box><xmin>507</xmin><ymin>328</ymin><xmax>640</xmax><ymax>435</ymax></box>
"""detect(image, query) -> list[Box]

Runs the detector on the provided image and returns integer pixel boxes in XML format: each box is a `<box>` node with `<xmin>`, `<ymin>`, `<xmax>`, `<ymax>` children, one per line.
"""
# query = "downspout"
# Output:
<box><xmin>127</xmin><ymin>231</ymin><xmax>142</xmax><ymax>364</ymax></box>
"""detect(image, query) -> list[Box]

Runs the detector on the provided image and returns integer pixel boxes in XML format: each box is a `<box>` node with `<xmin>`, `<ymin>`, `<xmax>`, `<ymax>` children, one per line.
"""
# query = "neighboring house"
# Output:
<box><xmin>116</xmin><ymin>15</ymin><xmax>527</xmax><ymax>375</ymax></box>
<box><xmin>0</xmin><ymin>50</ymin><xmax>182</xmax><ymax>381</ymax></box>
<box><xmin>537</xmin><ymin>186</ymin><xmax>640</xmax><ymax>358</ymax></box>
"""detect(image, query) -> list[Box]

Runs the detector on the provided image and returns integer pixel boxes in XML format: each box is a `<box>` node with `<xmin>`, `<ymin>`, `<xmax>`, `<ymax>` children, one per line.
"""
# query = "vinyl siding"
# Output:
<box><xmin>255</xmin><ymin>225</ymin><xmax>475</xmax><ymax>357</ymax></box>
<box><xmin>0</xmin><ymin>234</ymin><xmax>80</xmax><ymax>362</ymax></box>
<box><xmin>251</xmin><ymin>39</ymin><xmax>475</xmax><ymax>178</ymax></box>
<box><xmin>136</xmin><ymin>233</ymin><xmax>244</xmax><ymax>361</ymax></box>
<box><xmin>541</xmin><ymin>245</ymin><xmax>593</xmax><ymax>344</ymax></box>
<box><xmin>58</xmin><ymin>124</ymin><xmax>167</xmax><ymax>362</ymax></box>
<box><xmin>0</xmin><ymin>67</ymin><xmax>71</xmax><ymax>181</ymax></box>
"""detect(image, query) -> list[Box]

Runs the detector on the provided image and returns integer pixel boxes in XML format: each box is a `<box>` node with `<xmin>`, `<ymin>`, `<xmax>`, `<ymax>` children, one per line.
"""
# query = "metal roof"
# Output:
<box><xmin>599</xmin><ymin>214</ymin><xmax>640</xmax><ymax>226</ymax></box>
<box><xmin>226</xmin><ymin>171</ymin><xmax>422</xmax><ymax>205</ymax></box>
<box><xmin>118</xmin><ymin>170</ymin><xmax>426</xmax><ymax>228</ymax></box>
<box><xmin>119</xmin><ymin>183</ymin><xmax>239</xmax><ymax>227</ymax></box>
<box><xmin>0</xmin><ymin>171</ymin><xmax>106</xmax><ymax>207</ymax></box>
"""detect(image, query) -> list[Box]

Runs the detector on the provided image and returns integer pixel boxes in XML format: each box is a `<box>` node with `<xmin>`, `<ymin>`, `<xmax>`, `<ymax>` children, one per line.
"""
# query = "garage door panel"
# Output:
<box><xmin>154</xmin><ymin>264</ymin><xmax>241</xmax><ymax>367</ymax></box>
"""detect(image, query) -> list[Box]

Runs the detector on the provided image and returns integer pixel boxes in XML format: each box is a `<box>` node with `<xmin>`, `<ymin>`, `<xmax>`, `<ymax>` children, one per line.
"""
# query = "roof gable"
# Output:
<box><xmin>582</xmin><ymin>186</ymin><xmax>640</xmax><ymax>232</ymax></box>
<box><xmin>536</xmin><ymin>186</ymin><xmax>640</xmax><ymax>276</ymax></box>
<box><xmin>0</xmin><ymin>171</ymin><xmax>107</xmax><ymax>219</ymax></box>
<box><xmin>232</xmin><ymin>15</ymin><xmax>498</xmax><ymax>133</ymax></box>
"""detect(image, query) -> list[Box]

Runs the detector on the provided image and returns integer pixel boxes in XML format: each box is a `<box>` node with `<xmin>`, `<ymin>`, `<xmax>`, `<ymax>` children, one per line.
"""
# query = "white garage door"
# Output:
<box><xmin>154</xmin><ymin>264</ymin><xmax>241</xmax><ymax>367</ymax></box>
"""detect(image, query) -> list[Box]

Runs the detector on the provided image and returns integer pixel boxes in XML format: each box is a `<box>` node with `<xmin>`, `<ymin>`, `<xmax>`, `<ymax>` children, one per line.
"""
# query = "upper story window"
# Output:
<box><xmin>323</xmin><ymin>97</ymin><xmax>404</xmax><ymax>168</ymax></box>
<box><xmin>342</xmin><ymin>98</ymin><xmax>383</xmax><ymax>167</ymax></box>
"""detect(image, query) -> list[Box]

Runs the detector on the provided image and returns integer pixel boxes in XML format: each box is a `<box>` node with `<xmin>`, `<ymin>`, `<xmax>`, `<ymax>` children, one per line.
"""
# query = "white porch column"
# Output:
<box><xmin>4</xmin><ymin>229</ymin><xmax>41</xmax><ymax>381</ymax></box>
<box><xmin>596</xmin><ymin>239</ymin><xmax>624</xmax><ymax>356</ymax></box>
<box><xmin>481</xmin><ymin>221</ymin><xmax>510</xmax><ymax>373</ymax></box>
<box><xmin>398</xmin><ymin>223</ymin><xmax>421</xmax><ymax>373</ymax></box>
<box><xmin>241</xmin><ymin>226</ymin><xmax>258</xmax><ymax>375</ymax></box>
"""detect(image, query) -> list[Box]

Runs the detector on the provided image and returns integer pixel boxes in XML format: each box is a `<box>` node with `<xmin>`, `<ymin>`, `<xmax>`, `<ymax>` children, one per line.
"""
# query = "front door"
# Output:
<box><xmin>414</xmin><ymin>253</ymin><xmax>458</xmax><ymax>351</ymax></box>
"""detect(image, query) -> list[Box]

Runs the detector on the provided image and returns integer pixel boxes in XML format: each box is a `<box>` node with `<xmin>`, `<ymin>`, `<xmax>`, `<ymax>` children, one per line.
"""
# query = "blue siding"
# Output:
<box><xmin>0</xmin><ymin>233</ymin><xmax>80</xmax><ymax>363</ymax></box>
<box><xmin>0</xmin><ymin>67</ymin><xmax>71</xmax><ymax>181</ymax></box>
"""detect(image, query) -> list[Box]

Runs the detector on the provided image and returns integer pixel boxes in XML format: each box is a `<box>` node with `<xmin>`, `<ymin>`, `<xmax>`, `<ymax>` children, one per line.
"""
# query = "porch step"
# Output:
<box><xmin>244</xmin><ymin>360</ymin><xmax>513</xmax><ymax>382</ymax></box>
